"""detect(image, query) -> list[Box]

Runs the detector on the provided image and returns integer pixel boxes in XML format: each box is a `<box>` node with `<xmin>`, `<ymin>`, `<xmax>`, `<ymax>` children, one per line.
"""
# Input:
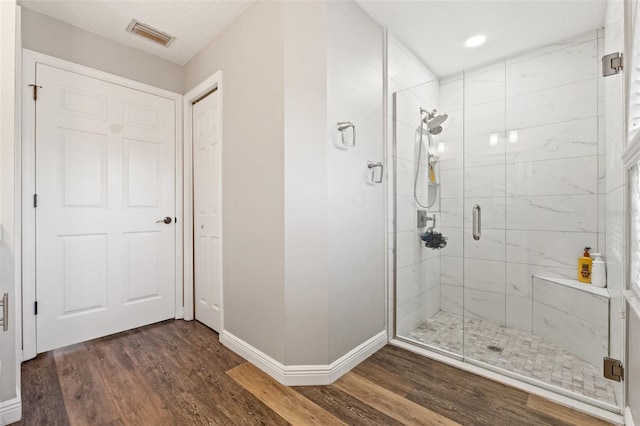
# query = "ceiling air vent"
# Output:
<box><xmin>126</xmin><ymin>19</ymin><xmax>175</xmax><ymax>47</ymax></box>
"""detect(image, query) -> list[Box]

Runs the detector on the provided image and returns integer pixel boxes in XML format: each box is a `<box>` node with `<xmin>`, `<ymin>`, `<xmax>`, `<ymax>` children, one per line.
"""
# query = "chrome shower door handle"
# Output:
<box><xmin>472</xmin><ymin>204</ymin><xmax>481</xmax><ymax>240</ymax></box>
<box><xmin>367</xmin><ymin>161</ymin><xmax>383</xmax><ymax>184</ymax></box>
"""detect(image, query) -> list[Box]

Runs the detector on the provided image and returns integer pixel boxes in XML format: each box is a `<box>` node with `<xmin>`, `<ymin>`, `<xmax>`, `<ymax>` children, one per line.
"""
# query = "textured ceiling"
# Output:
<box><xmin>19</xmin><ymin>0</ymin><xmax>253</xmax><ymax>65</ymax></box>
<box><xmin>357</xmin><ymin>0</ymin><xmax>607</xmax><ymax>77</ymax></box>
<box><xmin>18</xmin><ymin>0</ymin><xmax>608</xmax><ymax>75</ymax></box>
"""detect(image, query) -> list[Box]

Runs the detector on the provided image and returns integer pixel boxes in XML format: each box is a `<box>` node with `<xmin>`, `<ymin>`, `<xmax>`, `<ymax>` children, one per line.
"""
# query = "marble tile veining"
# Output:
<box><xmin>506</xmin><ymin>79</ymin><xmax>597</xmax><ymax>130</ymax></box>
<box><xmin>465</xmin><ymin>164</ymin><xmax>506</xmax><ymax>198</ymax></box>
<box><xmin>506</xmin><ymin>39</ymin><xmax>597</xmax><ymax>98</ymax></box>
<box><xmin>464</xmin><ymin>288</ymin><xmax>506</xmax><ymax>325</ymax></box>
<box><xmin>407</xmin><ymin>311</ymin><xmax>616</xmax><ymax>405</ymax></box>
<box><xmin>506</xmin><ymin>156</ymin><xmax>598</xmax><ymax>197</ymax></box>
<box><xmin>533</xmin><ymin>277</ymin><xmax>609</xmax><ymax>326</ymax></box>
<box><xmin>506</xmin><ymin>295</ymin><xmax>533</xmax><ymax>332</ymax></box>
<box><xmin>505</xmin><ymin>117</ymin><xmax>598</xmax><ymax>164</ymax></box>
<box><xmin>506</xmin><ymin>194</ymin><xmax>597</xmax><ymax>233</ymax></box>
<box><xmin>505</xmin><ymin>230</ymin><xmax>597</xmax><ymax>269</ymax></box>
<box><xmin>533</xmin><ymin>301</ymin><xmax>608</xmax><ymax>367</ymax></box>
<box><xmin>465</xmin><ymin>228</ymin><xmax>506</xmax><ymax>262</ymax></box>
<box><xmin>440</xmin><ymin>256</ymin><xmax>463</xmax><ymax>286</ymax></box>
<box><xmin>440</xmin><ymin>284</ymin><xmax>463</xmax><ymax>316</ymax></box>
<box><xmin>464</xmin><ymin>66</ymin><xmax>506</xmax><ymax>107</ymax></box>
<box><xmin>464</xmin><ymin>258</ymin><xmax>506</xmax><ymax>293</ymax></box>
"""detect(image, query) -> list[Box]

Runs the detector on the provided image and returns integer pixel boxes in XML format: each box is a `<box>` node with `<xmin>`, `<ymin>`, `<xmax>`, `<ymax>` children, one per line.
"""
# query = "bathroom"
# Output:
<box><xmin>1</xmin><ymin>0</ymin><xmax>640</xmax><ymax>423</ymax></box>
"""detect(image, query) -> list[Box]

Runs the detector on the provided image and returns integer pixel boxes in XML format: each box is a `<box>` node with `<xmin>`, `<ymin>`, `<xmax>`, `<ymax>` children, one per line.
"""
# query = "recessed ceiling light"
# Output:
<box><xmin>465</xmin><ymin>35</ymin><xmax>486</xmax><ymax>48</ymax></box>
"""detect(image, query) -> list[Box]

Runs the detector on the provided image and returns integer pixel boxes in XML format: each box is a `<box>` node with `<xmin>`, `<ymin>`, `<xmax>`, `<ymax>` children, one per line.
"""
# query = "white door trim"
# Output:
<box><xmin>21</xmin><ymin>49</ymin><xmax>184</xmax><ymax>360</ymax></box>
<box><xmin>182</xmin><ymin>72</ymin><xmax>223</xmax><ymax>328</ymax></box>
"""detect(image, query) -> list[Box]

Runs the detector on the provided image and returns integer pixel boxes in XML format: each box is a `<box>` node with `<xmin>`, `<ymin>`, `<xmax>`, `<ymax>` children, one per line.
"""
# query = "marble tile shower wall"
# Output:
<box><xmin>387</xmin><ymin>35</ymin><xmax>442</xmax><ymax>336</ymax></box>
<box><xmin>438</xmin><ymin>30</ymin><xmax>604</xmax><ymax>332</ymax></box>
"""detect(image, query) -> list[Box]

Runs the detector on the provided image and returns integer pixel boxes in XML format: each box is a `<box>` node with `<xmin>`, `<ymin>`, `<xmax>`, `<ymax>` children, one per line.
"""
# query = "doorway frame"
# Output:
<box><xmin>21</xmin><ymin>49</ymin><xmax>185</xmax><ymax>360</ymax></box>
<box><xmin>181</xmin><ymin>72</ymin><xmax>223</xmax><ymax>327</ymax></box>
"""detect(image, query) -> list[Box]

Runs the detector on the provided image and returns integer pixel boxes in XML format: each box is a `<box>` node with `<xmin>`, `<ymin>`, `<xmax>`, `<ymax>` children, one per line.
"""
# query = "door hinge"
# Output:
<box><xmin>34</xmin><ymin>301</ymin><xmax>38</xmax><ymax>316</ymax></box>
<box><xmin>604</xmin><ymin>357</ymin><xmax>623</xmax><ymax>381</ymax></box>
<box><xmin>602</xmin><ymin>52</ymin><xmax>623</xmax><ymax>77</ymax></box>
<box><xmin>28</xmin><ymin>84</ymin><xmax>42</xmax><ymax>101</ymax></box>
<box><xmin>33</xmin><ymin>194</ymin><xmax>37</xmax><ymax>208</ymax></box>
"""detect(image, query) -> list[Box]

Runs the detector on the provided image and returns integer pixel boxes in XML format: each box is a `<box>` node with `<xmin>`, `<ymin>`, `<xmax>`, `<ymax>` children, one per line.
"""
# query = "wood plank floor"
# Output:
<box><xmin>16</xmin><ymin>320</ymin><xmax>613</xmax><ymax>426</ymax></box>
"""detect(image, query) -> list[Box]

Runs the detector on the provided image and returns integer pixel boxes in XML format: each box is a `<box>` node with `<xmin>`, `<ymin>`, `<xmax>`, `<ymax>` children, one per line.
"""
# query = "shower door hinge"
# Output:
<box><xmin>28</xmin><ymin>84</ymin><xmax>42</xmax><ymax>101</ymax></box>
<box><xmin>33</xmin><ymin>194</ymin><xmax>37</xmax><ymax>208</ymax></box>
<box><xmin>602</xmin><ymin>52</ymin><xmax>623</xmax><ymax>77</ymax></box>
<box><xmin>603</xmin><ymin>357</ymin><xmax>624</xmax><ymax>381</ymax></box>
<box><xmin>34</xmin><ymin>301</ymin><xmax>38</xmax><ymax>316</ymax></box>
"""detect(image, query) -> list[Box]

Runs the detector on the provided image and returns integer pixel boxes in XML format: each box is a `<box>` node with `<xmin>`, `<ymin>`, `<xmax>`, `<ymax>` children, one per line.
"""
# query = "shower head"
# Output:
<box><xmin>428</xmin><ymin>113</ymin><xmax>448</xmax><ymax>129</ymax></box>
<box><xmin>429</xmin><ymin>126</ymin><xmax>443</xmax><ymax>135</ymax></box>
<box><xmin>420</xmin><ymin>108</ymin><xmax>448</xmax><ymax>135</ymax></box>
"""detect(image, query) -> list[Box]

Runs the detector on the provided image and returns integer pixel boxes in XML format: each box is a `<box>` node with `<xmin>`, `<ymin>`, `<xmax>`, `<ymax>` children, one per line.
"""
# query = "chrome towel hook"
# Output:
<box><xmin>337</xmin><ymin>121</ymin><xmax>356</xmax><ymax>147</ymax></box>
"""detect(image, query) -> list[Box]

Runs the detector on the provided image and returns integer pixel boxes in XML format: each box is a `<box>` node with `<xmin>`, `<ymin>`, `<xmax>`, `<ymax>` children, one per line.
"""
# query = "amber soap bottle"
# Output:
<box><xmin>578</xmin><ymin>246</ymin><xmax>592</xmax><ymax>284</ymax></box>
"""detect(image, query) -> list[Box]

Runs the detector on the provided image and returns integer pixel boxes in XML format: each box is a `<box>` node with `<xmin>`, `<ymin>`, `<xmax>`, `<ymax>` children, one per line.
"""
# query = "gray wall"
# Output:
<box><xmin>326</xmin><ymin>0</ymin><xmax>385</xmax><ymax>363</ymax></box>
<box><xmin>21</xmin><ymin>8</ymin><xmax>183</xmax><ymax>93</ymax></box>
<box><xmin>184</xmin><ymin>0</ymin><xmax>385</xmax><ymax>367</ymax></box>
<box><xmin>183</xmin><ymin>1</ymin><xmax>287</xmax><ymax>363</ymax></box>
<box><xmin>281</xmin><ymin>0</ymin><xmax>386</xmax><ymax>366</ymax></box>
<box><xmin>0</xmin><ymin>0</ymin><xmax>18</xmax><ymax>405</ymax></box>
<box><xmin>282</xmin><ymin>1</ymin><xmax>329</xmax><ymax>365</ymax></box>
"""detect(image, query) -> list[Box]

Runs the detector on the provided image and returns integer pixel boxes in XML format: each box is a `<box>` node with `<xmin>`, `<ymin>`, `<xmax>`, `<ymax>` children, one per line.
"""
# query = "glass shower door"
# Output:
<box><xmin>458</xmin><ymin>60</ymin><xmax>510</xmax><ymax>377</ymax></box>
<box><xmin>459</xmin><ymin>34</ymin><xmax>620</xmax><ymax>409</ymax></box>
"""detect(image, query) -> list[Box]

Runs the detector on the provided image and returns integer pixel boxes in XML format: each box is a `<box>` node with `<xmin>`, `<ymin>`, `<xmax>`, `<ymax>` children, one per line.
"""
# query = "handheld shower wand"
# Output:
<box><xmin>414</xmin><ymin>108</ymin><xmax>447</xmax><ymax>209</ymax></box>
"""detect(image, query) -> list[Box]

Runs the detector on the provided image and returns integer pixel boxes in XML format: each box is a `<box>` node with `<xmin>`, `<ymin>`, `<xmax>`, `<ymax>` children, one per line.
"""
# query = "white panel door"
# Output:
<box><xmin>35</xmin><ymin>63</ymin><xmax>176</xmax><ymax>352</ymax></box>
<box><xmin>193</xmin><ymin>91</ymin><xmax>222</xmax><ymax>331</ymax></box>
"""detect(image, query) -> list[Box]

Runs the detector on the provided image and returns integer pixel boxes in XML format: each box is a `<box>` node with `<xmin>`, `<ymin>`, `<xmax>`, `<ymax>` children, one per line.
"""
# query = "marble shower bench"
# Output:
<box><xmin>532</xmin><ymin>276</ymin><xmax>609</xmax><ymax>367</ymax></box>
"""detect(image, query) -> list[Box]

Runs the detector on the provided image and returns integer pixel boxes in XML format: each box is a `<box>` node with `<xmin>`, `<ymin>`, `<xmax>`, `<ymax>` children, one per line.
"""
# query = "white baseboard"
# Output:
<box><xmin>220</xmin><ymin>330</ymin><xmax>387</xmax><ymax>386</ymax></box>
<box><xmin>0</xmin><ymin>389</ymin><xmax>21</xmax><ymax>425</ymax></box>
<box><xmin>174</xmin><ymin>307</ymin><xmax>184</xmax><ymax>320</ymax></box>
<box><xmin>626</xmin><ymin>407</ymin><xmax>636</xmax><ymax>426</ymax></box>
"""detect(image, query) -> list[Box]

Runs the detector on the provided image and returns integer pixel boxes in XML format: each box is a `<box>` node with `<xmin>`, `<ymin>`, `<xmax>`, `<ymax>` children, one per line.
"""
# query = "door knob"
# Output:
<box><xmin>156</xmin><ymin>217</ymin><xmax>172</xmax><ymax>224</ymax></box>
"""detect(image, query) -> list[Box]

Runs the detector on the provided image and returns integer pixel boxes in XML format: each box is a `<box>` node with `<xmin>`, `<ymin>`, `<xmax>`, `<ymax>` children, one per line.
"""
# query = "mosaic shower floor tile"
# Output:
<box><xmin>407</xmin><ymin>310</ymin><xmax>616</xmax><ymax>405</ymax></box>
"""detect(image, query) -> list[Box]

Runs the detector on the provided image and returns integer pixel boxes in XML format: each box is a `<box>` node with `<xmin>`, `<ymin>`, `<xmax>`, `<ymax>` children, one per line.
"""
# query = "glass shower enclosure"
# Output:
<box><xmin>392</xmin><ymin>30</ymin><xmax>622</xmax><ymax>411</ymax></box>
